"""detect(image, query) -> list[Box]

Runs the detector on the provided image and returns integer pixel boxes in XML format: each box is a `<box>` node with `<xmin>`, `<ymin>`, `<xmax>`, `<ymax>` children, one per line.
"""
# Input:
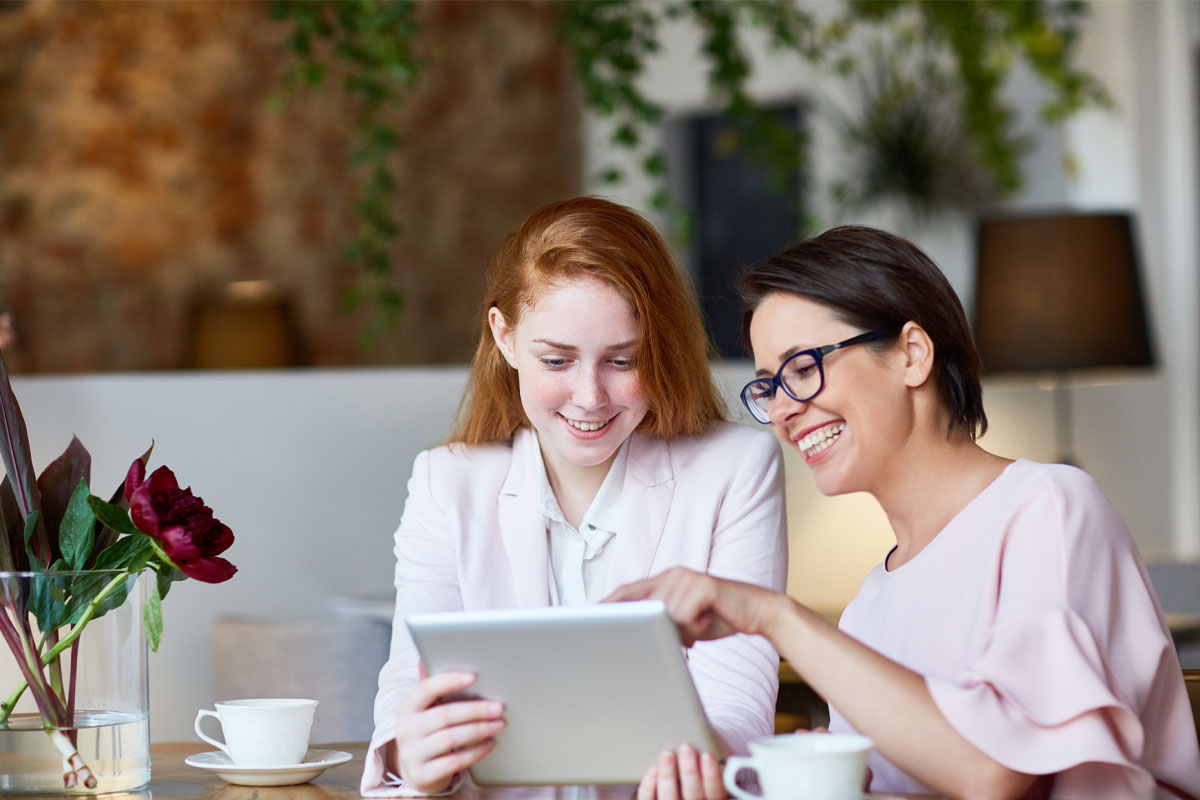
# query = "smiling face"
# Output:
<box><xmin>748</xmin><ymin>292</ymin><xmax>915</xmax><ymax>497</ymax></box>
<box><xmin>490</xmin><ymin>277</ymin><xmax>650</xmax><ymax>484</ymax></box>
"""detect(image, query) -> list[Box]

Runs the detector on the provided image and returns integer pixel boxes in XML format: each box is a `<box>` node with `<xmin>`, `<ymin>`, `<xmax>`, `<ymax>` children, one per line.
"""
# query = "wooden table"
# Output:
<box><xmin>142</xmin><ymin>742</ymin><xmax>933</xmax><ymax>799</ymax></box>
<box><xmin>144</xmin><ymin>741</ymin><xmax>366</xmax><ymax>798</ymax></box>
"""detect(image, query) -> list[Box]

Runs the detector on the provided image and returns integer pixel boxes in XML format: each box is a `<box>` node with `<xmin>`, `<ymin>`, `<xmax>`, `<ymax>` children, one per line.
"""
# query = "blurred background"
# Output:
<box><xmin>4</xmin><ymin>0</ymin><xmax>1200</xmax><ymax>740</ymax></box>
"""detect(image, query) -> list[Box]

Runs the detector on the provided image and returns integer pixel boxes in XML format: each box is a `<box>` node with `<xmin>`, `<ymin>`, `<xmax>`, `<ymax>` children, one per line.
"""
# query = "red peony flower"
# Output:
<box><xmin>124</xmin><ymin>460</ymin><xmax>237</xmax><ymax>583</ymax></box>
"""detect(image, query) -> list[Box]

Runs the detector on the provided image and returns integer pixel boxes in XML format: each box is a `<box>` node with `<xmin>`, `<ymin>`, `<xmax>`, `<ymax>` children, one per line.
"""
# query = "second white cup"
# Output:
<box><xmin>194</xmin><ymin>698</ymin><xmax>318</xmax><ymax>766</ymax></box>
<box><xmin>723</xmin><ymin>733</ymin><xmax>873</xmax><ymax>800</ymax></box>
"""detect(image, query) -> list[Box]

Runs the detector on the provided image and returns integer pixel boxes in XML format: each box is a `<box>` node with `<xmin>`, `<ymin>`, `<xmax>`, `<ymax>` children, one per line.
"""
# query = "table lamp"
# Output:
<box><xmin>972</xmin><ymin>212</ymin><xmax>1155</xmax><ymax>465</ymax></box>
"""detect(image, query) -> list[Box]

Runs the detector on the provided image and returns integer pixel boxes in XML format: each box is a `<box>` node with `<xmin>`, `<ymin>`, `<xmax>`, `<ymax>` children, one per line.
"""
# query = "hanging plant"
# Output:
<box><xmin>270</xmin><ymin>0</ymin><xmax>421</xmax><ymax>347</ymax></box>
<box><xmin>274</xmin><ymin>0</ymin><xmax>1111</xmax><ymax>341</ymax></box>
<box><xmin>563</xmin><ymin>0</ymin><xmax>1111</xmax><ymax>219</ymax></box>
<box><xmin>830</xmin><ymin>46</ymin><xmax>1001</xmax><ymax>222</ymax></box>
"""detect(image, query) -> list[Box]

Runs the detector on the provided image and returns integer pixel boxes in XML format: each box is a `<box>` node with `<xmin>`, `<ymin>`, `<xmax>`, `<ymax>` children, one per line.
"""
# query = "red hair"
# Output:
<box><xmin>450</xmin><ymin>197</ymin><xmax>724</xmax><ymax>445</ymax></box>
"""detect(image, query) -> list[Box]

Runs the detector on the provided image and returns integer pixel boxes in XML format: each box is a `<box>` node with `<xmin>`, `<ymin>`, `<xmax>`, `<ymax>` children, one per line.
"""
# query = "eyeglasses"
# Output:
<box><xmin>740</xmin><ymin>328</ymin><xmax>899</xmax><ymax>424</ymax></box>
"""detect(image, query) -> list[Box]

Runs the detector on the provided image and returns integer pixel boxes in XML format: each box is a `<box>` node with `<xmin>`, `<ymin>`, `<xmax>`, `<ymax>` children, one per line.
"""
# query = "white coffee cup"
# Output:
<box><xmin>194</xmin><ymin>698</ymin><xmax>318</xmax><ymax>766</ymax></box>
<box><xmin>723</xmin><ymin>733</ymin><xmax>873</xmax><ymax>800</ymax></box>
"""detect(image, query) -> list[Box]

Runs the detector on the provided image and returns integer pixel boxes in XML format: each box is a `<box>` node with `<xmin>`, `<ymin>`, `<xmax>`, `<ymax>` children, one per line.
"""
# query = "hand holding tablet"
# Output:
<box><xmin>388</xmin><ymin>667</ymin><xmax>507</xmax><ymax>794</ymax></box>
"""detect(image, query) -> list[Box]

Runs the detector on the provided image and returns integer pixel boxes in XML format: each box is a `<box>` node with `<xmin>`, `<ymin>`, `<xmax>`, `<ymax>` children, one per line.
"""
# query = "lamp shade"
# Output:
<box><xmin>973</xmin><ymin>212</ymin><xmax>1155</xmax><ymax>373</ymax></box>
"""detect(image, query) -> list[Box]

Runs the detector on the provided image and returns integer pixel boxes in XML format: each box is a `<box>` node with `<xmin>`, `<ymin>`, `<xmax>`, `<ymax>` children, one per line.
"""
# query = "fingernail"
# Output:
<box><xmin>488</xmin><ymin>701</ymin><xmax>504</xmax><ymax>714</ymax></box>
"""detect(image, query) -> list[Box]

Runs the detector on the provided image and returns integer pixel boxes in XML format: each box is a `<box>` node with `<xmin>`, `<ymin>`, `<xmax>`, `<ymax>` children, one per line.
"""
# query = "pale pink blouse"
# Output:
<box><xmin>829</xmin><ymin>459</ymin><xmax>1200</xmax><ymax>799</ymax></box>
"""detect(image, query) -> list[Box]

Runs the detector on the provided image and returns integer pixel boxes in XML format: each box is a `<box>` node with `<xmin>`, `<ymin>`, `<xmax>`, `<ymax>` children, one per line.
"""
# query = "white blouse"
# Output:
<box><xmin>532</xmin><ymin>434</ymin><xmax>630</xmax><ymax>606</ymax></box>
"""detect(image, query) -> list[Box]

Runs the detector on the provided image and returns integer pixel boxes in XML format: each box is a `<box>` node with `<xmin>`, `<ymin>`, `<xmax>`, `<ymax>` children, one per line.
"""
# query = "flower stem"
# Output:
<box><xmin>40</xmin><ymin>572</ymin><xmax>128</xmax><ymax>665</ymax></box>
<box><xmin>47</xmin><ymin>727</ymin><xmax>97</xmax><ymax>789</ymax></box>
<box><xmin>0</xmin><ymin>603</ymin><xmax>66</xmax><ymax>733</ymax></box>
<box><xmin>47</xmin><ymin>630</ymin><xmax>65</xmax><ymax>706</ymax></box>
<box><xmin>0</xmin><ymin>678</ymin><xmax>25</xmax><ymax>723</ymax></box>
<box><xmin>0</xmin><ymin>574</ymin><xmax>130</xmax><ymax>789</ymax></box>
<box><xmin>0</xmin><ymin>571</ymin><xmax>129</xmax><ymax>724</ymax></box>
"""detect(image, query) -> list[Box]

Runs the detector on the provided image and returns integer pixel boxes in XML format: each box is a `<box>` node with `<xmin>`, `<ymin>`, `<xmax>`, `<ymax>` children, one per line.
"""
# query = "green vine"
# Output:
<box><xmin>270</xmin><ymin>0</ymin><xmax>421</xmax><ymax>347</ymax></box>
<box><xmin>848</xmin><ymin>0</ymin><xmax>1110</xmax><ymax>193</ymax></box>
<box><xmin>563</xmin><ymin>0</ymin><xmax>1111</xmax><ymax>219</ymax></box>
<box><xmin>275</xmin><ymin>0</ymin><xmax>1111</xmax><ymax>341</ymax></box>
<box><xmin>559</xmin><ymin>0</ymin><xmax>670</xmax><ymax>208</ymax></box>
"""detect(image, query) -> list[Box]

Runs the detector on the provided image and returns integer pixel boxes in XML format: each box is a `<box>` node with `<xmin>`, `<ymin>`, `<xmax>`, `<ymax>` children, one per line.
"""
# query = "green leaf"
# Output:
<box><xmin>92</xmin><ymin>535</ymin><xmax>154</xmax><ymax>572</ymax></box>
<box><xmin>145</xmin><ymin>537</ymin><xmax>180</xmax><ymax>572</ymax></box>
<box><xmin>26</xmin><ymin>554</ymin><xmax>67</xmax><ymax>632</ymax></box>
<box><xmin>143</xmin><ymin>580</ymin><xmax>164</xmax><ymax>653</ymax></box>
<box><xmin>642</xmin><ymin>152</ymin><xmax>668</xmax><ymax>176</ymax></box>
<box><xmin>34</xmin><ymin>436</ymin><xmax>91</xmax><ymax>551</ymax></box>
<box><xmin>156</xmin><ymin>566</ymin><xmax>187</xmax><ymax>603</ymax></box>
<box><xmin>60</xmin><ymin>480</ymin><xmax>96</xmax><ymax>570</ymax></box>
<box><xmin>63</xmin><ymin>570</ymin><xmax>134</xmax><ymax>627</ymax></box>
<box><xmin>22</xmin><ymin>509</ymin><xmax>38</xmax><ymax>546</ymax></box>
<box><xmin>87</xmin><ymin>497</ymin><xmax>139</xmax><ymax>535</ymax></box>
<box><xmin>598</xmin><ymin>166</ymin><xmax>624</xmax><ymax>185</ymax></box>
<box><xmin>302</xmin><ymin>61</ymin><xmax>327</xmax><ymax>86</ymax></box>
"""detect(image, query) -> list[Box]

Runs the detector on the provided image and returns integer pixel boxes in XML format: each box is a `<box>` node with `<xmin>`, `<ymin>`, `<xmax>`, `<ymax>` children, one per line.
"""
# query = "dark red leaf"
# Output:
<box><xmin>0</xmin><ymin>484</ymin><xmax>14</xmax><ymax>573</ymax></box>
<box><xmin>0</xmin><ymin>477</ymin><xmax>27</xmax><ymax>571</ymax></box>
<box><xmin>35</xmin><ymin>437</ymin><xmax>90</xmax><ymax>565</ymax></box>
<box><xmin>0</xmin><ymin>350</ymin><xmax>47</xmax><ymax>562</ymax></box>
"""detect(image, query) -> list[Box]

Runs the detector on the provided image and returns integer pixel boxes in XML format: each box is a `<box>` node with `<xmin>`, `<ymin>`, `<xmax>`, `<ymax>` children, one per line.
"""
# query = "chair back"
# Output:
<box><xmin>209</xmin><ymin>615</ymin><xmax>390</xmax><ymax>743</ymax></box>
<box><xmin>1184</xmin><ymin>669</ymin><xmax>1200</xmax><ymax>747</ymax></box>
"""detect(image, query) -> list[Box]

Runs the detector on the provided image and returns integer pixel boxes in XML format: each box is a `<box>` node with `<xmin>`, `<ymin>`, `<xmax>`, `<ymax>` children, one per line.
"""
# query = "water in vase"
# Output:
<box><xmin>0</xmin><ymin>710</ymin><xmax>150</xmax><ymax>795</ymax></box>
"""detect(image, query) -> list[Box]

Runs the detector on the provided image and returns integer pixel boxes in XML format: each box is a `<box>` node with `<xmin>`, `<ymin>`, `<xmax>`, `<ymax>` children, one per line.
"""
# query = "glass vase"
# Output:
<box><xmin>0</xmin><ymin>570</ymin><xmax>150</xmax><ymax>795</ymax></box>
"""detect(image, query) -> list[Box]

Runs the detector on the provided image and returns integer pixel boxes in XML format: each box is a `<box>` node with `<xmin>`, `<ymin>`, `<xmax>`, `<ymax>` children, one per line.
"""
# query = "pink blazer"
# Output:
<box><xmin>363</xmin><ymin>422</ymin><xmax>788</xmax><ymax>796</ymax></box>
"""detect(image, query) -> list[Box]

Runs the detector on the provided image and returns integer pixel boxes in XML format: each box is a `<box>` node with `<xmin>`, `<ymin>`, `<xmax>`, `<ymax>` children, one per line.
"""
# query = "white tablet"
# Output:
<box><xmin>405</xmin><ymin>600</ymin><xmax>720</xmax><ymax>786</ymax></box>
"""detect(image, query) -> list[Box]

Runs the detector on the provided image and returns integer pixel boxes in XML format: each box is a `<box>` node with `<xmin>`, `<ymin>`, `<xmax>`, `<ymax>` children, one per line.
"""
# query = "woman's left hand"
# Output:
<box><xmin>638</xmin><ymin>744</ymin><xmax>725</xmax><ymax>800</ymax></box>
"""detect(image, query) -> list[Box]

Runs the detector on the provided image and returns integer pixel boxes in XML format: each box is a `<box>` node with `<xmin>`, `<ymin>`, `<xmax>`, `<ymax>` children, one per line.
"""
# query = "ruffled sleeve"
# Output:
<box><xmin>927</xmin><ymin>606</ymin><xmax>1159</xmax><ymax>793</ymax></box>
<box><xmin>924</xmin><ymin>464</ymin><xmax>1197</xmax><ymax>796</ymax></box>
<box><xmin>832</xmin><ymin>462</ymin><xmax>1200</xmax><ymax>797</ymax></box>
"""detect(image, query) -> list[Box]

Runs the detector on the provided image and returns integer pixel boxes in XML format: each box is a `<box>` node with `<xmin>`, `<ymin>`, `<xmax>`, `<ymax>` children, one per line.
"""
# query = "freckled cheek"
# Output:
<box><xmin>518</xmin><ymin>373</ymin><xmax>572</xmax><ymax>417</ymax></box>
<box><xmin>611</xmin><ymin>372</ymin><xmax>647</xmax><ymax>409</ymax></box>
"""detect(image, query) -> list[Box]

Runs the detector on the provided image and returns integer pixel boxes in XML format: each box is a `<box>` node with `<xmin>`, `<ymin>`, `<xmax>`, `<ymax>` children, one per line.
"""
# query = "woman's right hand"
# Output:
<box><xmin>604</xmin><ymin>567</ymin><xmax>788</xmax><ymax>645</ymax></box>
<box><xmin>391</xmin><ymin>670</ymin><xmax>506</xmax><ymax>794</ymax></box>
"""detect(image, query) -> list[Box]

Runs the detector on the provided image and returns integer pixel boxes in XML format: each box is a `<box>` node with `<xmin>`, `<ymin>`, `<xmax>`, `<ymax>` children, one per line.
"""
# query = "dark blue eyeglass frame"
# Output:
<box><xmin>740</xmin><ymin>328</ymin><xmax>899</xmax><ymax>424</ymax></box>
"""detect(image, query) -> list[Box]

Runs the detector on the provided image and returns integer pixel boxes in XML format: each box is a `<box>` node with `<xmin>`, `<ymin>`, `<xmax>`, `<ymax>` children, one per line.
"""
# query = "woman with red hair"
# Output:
<box><xmin>363</xmin><ymin>197</ymin><xmax>788</xmax><ymax>800</ymax></box>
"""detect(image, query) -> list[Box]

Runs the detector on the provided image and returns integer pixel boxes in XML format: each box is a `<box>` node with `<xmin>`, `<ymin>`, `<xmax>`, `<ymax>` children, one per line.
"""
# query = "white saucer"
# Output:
<box><xmin>184</xmin><ymin>749</ymin><xmax>352</xmax><ymax>786</ymax></box>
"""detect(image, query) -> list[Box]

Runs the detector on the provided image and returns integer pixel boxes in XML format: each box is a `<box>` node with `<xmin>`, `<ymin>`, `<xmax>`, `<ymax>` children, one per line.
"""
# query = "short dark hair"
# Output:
<box><xmin>736</xmin><ymin>225</ymin><xmax>987</xmax><ymax>439</ymax></box>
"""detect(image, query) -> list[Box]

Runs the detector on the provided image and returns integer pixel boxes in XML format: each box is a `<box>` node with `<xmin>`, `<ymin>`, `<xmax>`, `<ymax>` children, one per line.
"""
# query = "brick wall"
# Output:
<box><xmin>0</xmin><ymin>0</ymin><xmax>579</xmax><ymax>372</ymax></box>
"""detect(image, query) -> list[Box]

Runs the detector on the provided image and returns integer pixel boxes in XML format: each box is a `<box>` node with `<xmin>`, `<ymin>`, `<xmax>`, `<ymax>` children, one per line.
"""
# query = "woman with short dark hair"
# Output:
<box><xmin>611</xmin><ymin>226</ymin><xmax>1200</xmax><ymax>799</ymax></box>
